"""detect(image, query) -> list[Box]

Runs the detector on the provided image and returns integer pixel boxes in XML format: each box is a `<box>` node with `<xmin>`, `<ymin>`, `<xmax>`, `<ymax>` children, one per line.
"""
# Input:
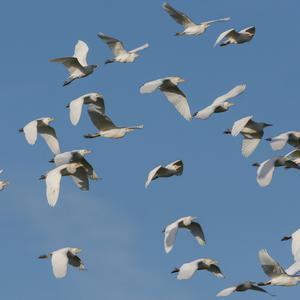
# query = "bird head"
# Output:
<box><xmin>43</xmin><ymin>117</ymin><xmax>54</xmax><ymax>125</ymax></box>
<box><xmin>70</xmin><ymin>247</ymin><xmax>82</xmax><ymax>254</ymax></box>
<box><xmin>173</xmin><ymin>77</ymin><xmax>185</xmax><ymax>84</ymax></box>
<box><xmin>78</xmin><ymin>149</ymin><xmax>92</xmax><ymax>156</ymax></box>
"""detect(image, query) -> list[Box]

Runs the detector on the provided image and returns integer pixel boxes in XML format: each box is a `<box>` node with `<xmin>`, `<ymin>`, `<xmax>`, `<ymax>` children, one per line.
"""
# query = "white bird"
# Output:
<box><xmin>258</xmin><ymin>249</ymin><xmax>300</xmax><ymax>287</ymax></box>
<box><xmin>172</xmin><ymin>258</ymin><xmax>224</xmax><ymax>280</ymax></box>
<box><xmin>217</xmin><ymin>281</ymin><xmax>273</xmax><ymax>297</ymax></box>
<box><xmin>39</xmin><ymin>162</ymin><xmax>89</xmax><ymax>207</ymax></box>
<box><xmin>82</xmin><ymin>97</ymin><xmax>143</xmax><ymax>139</ymax></box>
<box><xmin>145</xmin><ymin>160</ymin><xmax>183</xmax><ymax>188</ymax></box>
<box><xmin>39</xmin><ymin>247</ymin><xmax>84</xmax><ymax>278</ymax></box>
<box><xmin>66</xmin><ymin>92</ymin><xmax>104</xmax><ymax>126</ymax></box>
<box><xmin>163</xmin><ymin>216</ymin><xmax>205</xmax><ymax>253</ymax></box>
<box><xmin>266</xmin><ymin>131</ymin><xmax>300</xmax><ymax>151</ymax></box>
<box><xmin>224</xmin><ymin>115</ymin><xmax>272</xmax><ymax>157</ymax></box>
<box><xmin>281</xmin><ymin>228</ymin><xmax>300</xmax><ymax>276</ymax></box>
<box><xmin>19</xmin><ymin>117</ymin><xmax>60</xmax><ymax>155</ymax></box>
<box><xmin>50</xmin><ymin>40</ymin><xmax>98</xmax><ymax>86</ymax></box>
<box><xmin>49</xmin><ymin>149</ymin><xmax>99</xmax><ymax>180</ymax></box>
<box><xmin>97</xmin><ymin>33</ymin><xmax>149</xmax><ymax>64</ymax></box>
<box><xmin>252</xmin><ymin>149</ymin><xmax>300</xmax><ymax>187</ymax></box>
<box><xmin>214</xmin><ymin>26</ymin><xmax>256</xmax><ymax>47</ymax></box>
<box><xmin>162</xmin><ymin>3</ymin><xmax>230</xmax><ymax>36</ymax></box>
<box><xmin>193</xmin><ymin>84</ymin><xmax>246</xmax><ymax>120</ymax></box>
<box><xmin>0</xmin><ymin>170</ymin><xmax>9</xmax><ymax>191</ymax></box>
<box><xmin>140</xmin><ymin>77</ymin><xmax>192</xmax><ymax>121</ymax></box>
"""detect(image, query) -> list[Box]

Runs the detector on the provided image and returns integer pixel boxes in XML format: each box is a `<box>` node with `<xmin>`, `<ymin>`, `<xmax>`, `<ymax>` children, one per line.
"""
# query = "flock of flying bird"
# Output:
<box><xmin>2</xmin><ymin>2</ymin><xmax>300</xmax><ymax>298</ymax></box>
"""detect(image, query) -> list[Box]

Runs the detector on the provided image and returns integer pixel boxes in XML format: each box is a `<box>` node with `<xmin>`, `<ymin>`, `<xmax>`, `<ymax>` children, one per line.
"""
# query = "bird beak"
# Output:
<box><xmin>229</xmin><ymin>102</ymin><xmax>235</xmax><ymax>107</ymax></box>
<box><xmin>49</xmin><ymin>117</ymin><xmax>54</xmax><ymax>122</ymax></box>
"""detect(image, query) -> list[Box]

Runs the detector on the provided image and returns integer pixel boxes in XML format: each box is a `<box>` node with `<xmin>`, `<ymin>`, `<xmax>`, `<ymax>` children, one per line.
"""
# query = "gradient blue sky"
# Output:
<box><xmin>1</xmin><ymin>0</ymin><xmax>300</xmax><ymax>299</ymax></box>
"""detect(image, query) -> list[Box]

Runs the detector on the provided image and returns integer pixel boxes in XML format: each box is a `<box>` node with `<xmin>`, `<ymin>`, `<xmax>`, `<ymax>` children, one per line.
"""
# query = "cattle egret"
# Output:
<box><xmin>0</xmin><ymin>170</ymin><xmax>9</xmax><ymax>191</ymax></box>
<box><xmin>50</xmin><ymin>40</ymin><xmax>98</xmax><ymax>86</ymax></box>
<box><xmin>215</xmin><ymin>27</ymin><xmax>256</xmax><ymax>47</ymax></box>
<box><xmin>266</xmin><ymin>131</ymin><xmax>300</xmax><ymax>151</ymax></box>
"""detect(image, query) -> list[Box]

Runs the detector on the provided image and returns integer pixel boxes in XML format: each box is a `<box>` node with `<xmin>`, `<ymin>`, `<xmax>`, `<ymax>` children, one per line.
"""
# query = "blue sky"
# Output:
<box><xmin>1</xmin><ymin>0</ymin><xmax>300</xmax><ymax>299</ymax></box>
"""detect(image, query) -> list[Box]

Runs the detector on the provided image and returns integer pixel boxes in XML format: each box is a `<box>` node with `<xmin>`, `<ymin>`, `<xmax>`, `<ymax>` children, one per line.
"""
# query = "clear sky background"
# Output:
<box><xmin>1</xmin><ymin>0</ymin><xmax>300</xmax><ymax>299</ymax></box>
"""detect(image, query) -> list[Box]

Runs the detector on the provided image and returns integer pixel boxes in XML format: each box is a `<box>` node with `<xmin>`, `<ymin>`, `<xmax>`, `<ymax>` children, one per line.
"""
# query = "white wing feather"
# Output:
<box><xmin>214</xmin><ymin>28</ymin><xmax>235</xmax><ymax>47</ymax></box>
<box><xmin>212</xmin><ymin>84</ymin><xmax>246</xmax><ymax>106</ymax></box>
<box><xmin>164</xmin><ymin>221</ymin><xmax>179</xmax><ymax>253</ymax></box>
<box><xmin>256</xmin><ymin>158</ymin><xmax>277</xmax><ymax>187</ymax></box>
<box><xmin>23</xmin><ymin>120</ymin><xmax>38</xmax><ymax>145</ymax></box>
<box><xmin>129</xmin><ymin>43</ymin><xmax>149</xmax><ymax>53</ymax></box>
<box><xmin>177</xmin><ymin>261</ymin><xmax>198</xmax><ymax>280</ymax></box>
<box><xmin>216</xmin><ymin>286</ymin><xmax>237</xmax><ymax>297</ymax></box>
<box><xmin>242</xmin><ymin>138</ymin><xmax>261</xmax><ymax>157</ymax></box>
<box><xmin>69</xmin><ymin>96</ymin><xmax>84</xmax><ymax>125</ymax></box>
<box><xmin>73</xmin><ymin>40</ymin><xmax>88</xmax><ymax>66</ymax></box>
<box><xmin>231</xmin><ymin>115</ymin><xmax>253</xmax><ymax>136</ymax></box>
<box><xmin>51</xmin><ymin>249</ymin><xmax>69</xmax><ymax>278</ymax></box>
<box><xmin>269</xmin><ymin>132</ymin><xmax>290</xmax><ymax>151</ymax></box>
<box><xmin>145</xmin><ymin>165</ymin><xmax>162</xmax><ymax>188</ymax></box>
<box><xmin>46</xmin><ymin>168</ymin><xmax>62</xmax><ymax>207</ymax></box>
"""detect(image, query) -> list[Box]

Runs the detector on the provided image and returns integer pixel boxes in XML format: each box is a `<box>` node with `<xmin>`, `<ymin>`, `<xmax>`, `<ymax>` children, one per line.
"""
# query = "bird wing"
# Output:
<box><xmin>162</xmin><ymin>3</ymin><xmax>195</xmax><ymax>28</ymax></box>
<box><xmin>51</xmin><ymin>249</ymin><xmax>69</xmax><ymax>278</ymax></box>
<box><xmin>165</xmin><ymin>160</ymin><xmax>183</xmax><ymax>174</ymax></box>
<box><xmin>186</xmin><ymin>222</ymin><xmax>206</xmax><ymax>246</ymax></box>
<box><xmin>38</xmin><ymin>125</ymin><xmax>60</xmax><ymax>155</ymax></box>
<box><xmin>286</xmin><ymin>262</ymin><xmax>300</xmax><ymax>276</ymax></box>
<box><xmin>208</xmin><ymin>264</ymin><xmax>224</xmax><ymax>278</ymax></box>
<box><xmin>285</xmin><ymin>229</ymin><xmax>300</xmax><ymax>275</ymax></box>
<box><xmin>129</xmin><ymin>43</ymin><xmax>149</xmax><ymax>53</ymax></box>
<box><xmin>139</xmin><ymin>78</ymin><xmax>165</xmax><ymax>94</ymax></box>
<box><xmin>177</xmin><ymin>260</ymin><xmax>199</xmax><ymax>280</ymax></box>
<box><xmin>231</xmin><ymin>115</ymin><xmax>253</xmax><ymax>136</ymax></box>
<box><xmin>73</xmin><ymin>40</ymin><xmax>89</xmax><ymax>66</ymax></box>
<box><xmin>145</xmin><ymin>165</ymin><xmax>163</xmax><ymax>188</ymax></box>
<box><xmin>249</xmin><ymin>284</ymin><xmax>272</xmax><ymax>295</ymax></box>
<box><xmin>285</xmin><ymin>149</ymin><xmax>300</xmax><ymax>163</ymax></box>
<box><xmin>242</xmin><ymin>137</ymin><xmax>261</xmax><ymax>157</ymax></box>
<box><xmin>240</xmin><ymin>26</ymin><xmax>256</xmax><ymax>35</ymax></box>
<box><xmin>0</xmin><ymin>170</ymin><xmax>3</xmax><ymax>175</ymax></box>
<box><xmin>46</xmin><ymin>168</ymin><xmax>62</xmax><ymax>207</ymax></box>
<box><xmin>259</xmin><ymin>249</ymin><xmax>286</xmax><ymax>278</ymax></box>
<box><xmin>69</xmin><ymin>96</ymin><xmax>85</xmax><ymax>126</ymax></box>
<box><xmin>97</xmin><ymin>32</ymin><xmax>126</xmax><ymax>56</ymax></box>
<box><xmin>23</xmin><ymin>120</ymin><xmax>38</xmax><ymax>145</ymax></box>
<box><xmin>79</xmin><ymin>157</ymin><xmax>99</xmax><ymax>180</ymax></box>
<box><xmin>164</xmin><ymin>220</ymin><xmax>180</xmax><ymax>253</ymax></box>
<box><xmin>193</xmin><ymin>105</ymin><xmax>215</xmax><ymax>120</ymax></box>
<box><xmin>269</xmin><ymin>132</ymin><xmax>290</xmax><ymax>151</ymax></box>
<box><xmin>49</xmin><ymin>57</ymin><xmax>83</xmax><ymax>75</ymax></box>
<box><xmin>54</xmin><ymin>152</ymin><xmax>72</xmax><ymax>166</ymax></box>
<box><xmin>202</xmin><ymin>17</ymin><xmax>231</xmax><ymax>26</ymax></box>
<box><xmin>214</xmin><ymin>28</ymin><xmax>238</xmax><ymax>47</ymax></box>
<box><xmin>160</xmin><ymin>80</ymin><xmax>192</xmax><ymax>121</ymax></box>
<box><xmin>216</xmin><ymin>286</ymin><xmax>237</xmax><ymax>297</ymax></box>
<box><xmin>87</xmin><ymin>104</ymin><xmax>116</xmax><ymax>131</ymax></box>
<box><xmin>70</xmin><ymin>167</ymin><xmax>89</xmax><ymax>191</ymax></box>
<box><xmin>256</xmin><ymin>158</ymin><xmax>277</xmax><ymax>187</ymax></box>
<box><xmin>212</xmin><ymin>84</ymin><xmax>246</xmax><ymax>106</ymax></box>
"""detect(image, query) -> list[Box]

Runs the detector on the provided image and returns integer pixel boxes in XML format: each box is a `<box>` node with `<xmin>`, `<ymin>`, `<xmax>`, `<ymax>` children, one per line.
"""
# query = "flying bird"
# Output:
<box><xmin>0</xmin><ymin>170</ymin><xmax>9</xmax><ymax>191</ymax></box>
<box><xmin>217</xmin><ymin>281</ymin><xmax>273</xmax><ymax>297</ymax></box>
<box><xmin>224</xmin><ymin>115</ymin><xmax>272</xmax><ymax>157</ymax></box>
<box><xmin>258</xmin><ymin>249</ymin><xmax>300</xmax><ymax>286</ymax></box>
<box><xmin>50</xmin><ymin>40</ymin><xmax>98</xmax><ymax>86</ymax></box>
<box><xmin>97</xmin><ymin>32</ymin><xmax>149</xmax><ymax>64</ymax></box>
<box><xmin>140</xmin><ymin>77</ymin><xmax>192</xmax><ymax>121</ymax></box>
<box><xmin>39</xmin><ymin>247</ymin><xmax>84</xmax><ymax>278</ymax></box>
<box><xmin>19</xmin><ymin>117</ymin><xmax>60</xmax><ymax>155</ymax></box>
<box><xmin>193</xmin><ymin>84</ymin><xmax>246</xmax><ymax>120</ymax></box>
<box><xmin>281</xmin><ymin>228</ymin><xmax>300</xmax><ymax>276</ymax></box>
<box><xmin>266</xmin><ymin>131</ymin><xmax>300</xmax><ymax>151</ymax></box>
<box><xmin>39</xmin><ymin>162</ymin><xmax>89</xmax><ymax>207</ymax></box>
<box><xmin>162</xmin><ymin>3</ymin><xmax>230</xmax><ymax>36</ymax></box>
<box><xmin>82</xmin><ymin>96</ymin><xmax>143</xmax><ymax>139</ymax></box>
<box><xmin>145</xmin><ymin>160</ymin><xmax>183</xmax><ymax>188</ymax></box>
<box><xmin>172</xmin><ymin>258</ymin><xmax>224</xmax><ymax>280</ymax></box>
<box><xmin>66</xmin><ymin>92</ymin><xmax>104</xmax><ymax>126</ymax></box>
<box><xmin>252</xmin><ymin>149</ymin><xmax>300</xmax><ymax>187</ymax></box>
<box><xmin>49</xmin><ymin>149</ymin><xmax>99</xmax><ymax>180</ymax></box>
<box><xmin>163</xmin><ymin>216</ymin><xmax>205</xmax><ymax>253</ymax></box>
<box><xmin>214</xmin><ymin>26</ymin><xmax>256</xmax><ymax>47</ymax></box>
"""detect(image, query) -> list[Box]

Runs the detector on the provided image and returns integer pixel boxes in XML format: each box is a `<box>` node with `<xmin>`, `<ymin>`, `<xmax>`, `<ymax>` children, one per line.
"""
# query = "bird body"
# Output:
<box><xmin>164</xmin><ymin>216</ymin><xmax>205</xmax><ymax>253</ymax></box>
<box><xmin>266</xmin><ymin>131</ymin><xmax>300</xmax><ymax>151</ymax></box>
<box><xmin>253</xmin><ymin>149</ymin><xmax>300</xmax><ymax>187</ymax></box>
<box><xmin>258</xmin><ymin>249</ymin><xmax>300</xmax><ymax>287</ymax></box>
<box><xmin>40</xmin><ymin>162</ymin><xmax>89</xmax><ymax>207</ymax></box>
<box><xmin>163</xmin><ymin>3</ymin><xmax>230</xmax><ymax>36</ymax></box>
<box><xmin>140</xmin><ymin>77</ymin><xmax>192</xmax><ymax>121</ymax></box>
<box><xmin>39</xmin><ymin>247</ymin><xmax>84</xmax><ymax>278</ymax></box>
<box><xmin>225</xmin><ymin>116</ymin><xmax>272</xmax><ymax>157</ymax></box>
<box><xmin>50</xmin><ymin>40</ymin><xmax>97</xmax><ymax>86</ymax></box>
<box><xmin>172</xmin><ymin>258</ymin><xmax>224</xmax><ymax>280</ymax></box>
<box><xmin>215</xmin><ymin>27</ymin><xmax>256</xmax><ymax>47</ymax></box>
<box><xmin>84</xmin><ymin>126</ymin><xmax>144</xmax><ymax>139</ymax></box>
<box><xmin>97</xmin><ymin>32</ymin><xmax>149</xmax><ymax>64</ymax></box>
<box><xmin>217</xmin><ymin>281</ymin><xmax>272</xmax><ymax>297</ymax></box>
<box><xmin>193</xmin><ymin>84</ymin><xmax>246</xmax><ymax>120</ymax></box>
<box><xmin>19</xmin><ymin>117</ymin><xmax>60</xmax><ymax>155</ymax></box>
<box><xmin>51</xmin><ymin>149</ymin><xmax>99</xmax><ymax>180</ymax></box>
<box><xmin>145</xmin><ymin>160</ymin><xmax>183</xmax><ymax>188</ymax></box>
